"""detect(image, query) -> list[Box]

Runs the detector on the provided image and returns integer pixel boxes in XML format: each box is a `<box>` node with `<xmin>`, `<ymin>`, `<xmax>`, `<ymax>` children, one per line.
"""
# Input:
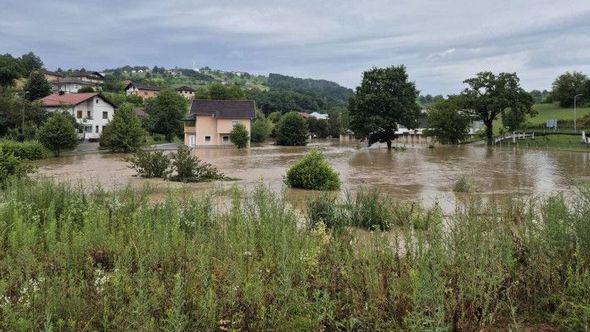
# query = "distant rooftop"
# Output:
<box><xmin>189</xmin><ymin>100</ymin><xmax>255</xmax><ymax>119</ymax></box>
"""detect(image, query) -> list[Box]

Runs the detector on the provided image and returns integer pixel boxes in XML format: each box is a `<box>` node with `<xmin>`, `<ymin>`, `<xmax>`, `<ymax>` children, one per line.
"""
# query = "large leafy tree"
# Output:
<box><xmin>24</xmin><ymin>70</ymin><xmax>52</xmax><ymax>101</ymax></box>
<box><xmin>100</xmin><ymin>104</ymin><xmax>146</xmax><ymax>152</ymax></box>
<box><xmin>348</xmin><ymin>65</ymin><xmax>421</xmax><ymax>150</ymax></box>
<box><xmin>0</xmin><ymin>54</ymin><xmax>24</xmax><ymax>86</ymax></box>
<box><xmin>146</xmin><ymin>89</ymin><xmax>188</xmax><ymax>141</ymax></box>
<box><xmin>459</xmin><ymin>72</ymin><xmax>534</xmax><ymax>146</ymax></box>
<box><xmin>208</xmin><ymin>82</ymin><xmax>245</xmax><ymax>100</ymax></box>
<box><xmin>551</xmin><ymin>71</ymin><xmax>589</xmax><ymax>107</ymax></box>
<box><xmin>37</xmin><ymin>112</ymin><xmax>78</xmax><ymax>156</ymax></box>
<box><xmin>424</xmin><ymin>97</ymin><xmax>471</xmax><ymax>144</ymax></box>
<box><xmin>275</xmin><ymin>112</ymin><xmax>308</xmax><ymax>146</ymax></box>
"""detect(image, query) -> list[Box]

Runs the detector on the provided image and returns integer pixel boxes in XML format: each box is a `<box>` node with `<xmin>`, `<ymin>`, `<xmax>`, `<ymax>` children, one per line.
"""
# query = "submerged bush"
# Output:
<box><xmin>1</xmin><ymin>179</ymin><xmax>590</xmax><ymax>330</ymax></box>
<box><xmin>453</xmin><ymin>175</ymin><xmax>475</xmax><ymax>193</ymax></box>
<box><xmin>126</xmin><ymin>149</ymin><xmax>171</xmax><ymax>178</ymax></box>
<box><xmin>285</xmin><ymin>150</ymin><xmax>340</xmax><ymax>190</ymax></box>
<box><xmin>170</xmin><ymin>145</ymin><xmax>226</xmax><ymax>182</ymax></box>
<box><xmin>229</xmin><ymin>123</ymin><xmax>249</xmax><ymax>149</ymax></box>
<box><xmin>0</xmin><ymin>139</ymin><xmax>49</xmax><ymax>160</ymax></box>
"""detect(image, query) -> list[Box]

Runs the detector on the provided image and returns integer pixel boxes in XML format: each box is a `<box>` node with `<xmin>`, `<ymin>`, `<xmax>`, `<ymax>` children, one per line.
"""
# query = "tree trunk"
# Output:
<box><xmin>485</xmin><ymin>123</ymin><xmax>494</xmax><ymax>146</ymax></box>
<box><xmin>386</xmin><ymin>140</ymin><xmax>392</xmax><ymax>150</ymax></box>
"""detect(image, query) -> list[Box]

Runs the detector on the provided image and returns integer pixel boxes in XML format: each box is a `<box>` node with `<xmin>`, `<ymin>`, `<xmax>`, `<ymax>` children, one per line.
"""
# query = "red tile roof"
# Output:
<box><xmin>40</xmin><ymin>93</ymin><xmax>99</xmax><ymax>107</ymax></box>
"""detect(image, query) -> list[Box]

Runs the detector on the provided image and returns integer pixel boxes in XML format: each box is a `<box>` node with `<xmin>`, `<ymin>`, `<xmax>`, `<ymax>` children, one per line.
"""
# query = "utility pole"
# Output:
<box><xmin>574</xmin><ymin>94</ymin><xmax>583</xmax><ymax>132</ymax></box>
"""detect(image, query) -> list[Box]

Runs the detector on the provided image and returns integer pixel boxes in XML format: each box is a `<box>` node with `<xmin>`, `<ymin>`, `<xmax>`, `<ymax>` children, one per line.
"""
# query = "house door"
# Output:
<box><xmin>188</xmin><ymin>134</ymin><xmax>196</xmax><ymax>147</ymax></box>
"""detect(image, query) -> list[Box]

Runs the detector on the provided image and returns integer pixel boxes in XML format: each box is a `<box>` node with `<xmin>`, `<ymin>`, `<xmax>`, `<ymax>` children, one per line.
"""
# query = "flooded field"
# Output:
<box><xmin>36</xmin><ymin>140</ymin><xmax>590</xmax><ymax>209</ymax></box>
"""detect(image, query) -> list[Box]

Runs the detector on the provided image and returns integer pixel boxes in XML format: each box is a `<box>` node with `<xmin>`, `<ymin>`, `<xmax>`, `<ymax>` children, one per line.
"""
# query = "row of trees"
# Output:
<box><xmin>348</xmin><ymin>66</ymin><xmax>535</xmax><ymax>147</ymax></box>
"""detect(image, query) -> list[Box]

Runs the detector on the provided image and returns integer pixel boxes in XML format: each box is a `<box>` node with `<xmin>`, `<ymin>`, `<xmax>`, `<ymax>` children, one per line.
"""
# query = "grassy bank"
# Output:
<box><xmin>529</xmin><ymin>103</ymin><xmax>590</xmax><ymax>126</ymax></box>
<box><xmin>505</xmin><ymin>134</ymin><xmax>590</xmax><ymax>152</ymax></box>
<box><xmin>0</xmin><ymin>180</ymin><xmax>589</xmax><ymax>330</ymax></box>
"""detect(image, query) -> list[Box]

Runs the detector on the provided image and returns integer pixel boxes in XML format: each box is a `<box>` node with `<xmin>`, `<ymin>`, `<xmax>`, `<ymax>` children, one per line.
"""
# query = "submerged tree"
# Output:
<box><xmin>348</xmin><ymin>65</ymin><xmax>421</xmax><ymax>150</ymax></box>
<box><xmin>459</xmin><ymin>72</ymin><xmax>534</xmax><ymax>146</ymax></box>
<box><xmin>100</xmin><ymin>103</ymin><xmax>146</xmax><ymax>153</ymax></box>
<box><xmin>424</xmin><ymin>97</ymin><xmax>471</xmax><ymax>144</ymax></box>
<box><xmin>229</xmin><ymin>123</ymin><xmax>249</xmax><ymax>148</ymax></box>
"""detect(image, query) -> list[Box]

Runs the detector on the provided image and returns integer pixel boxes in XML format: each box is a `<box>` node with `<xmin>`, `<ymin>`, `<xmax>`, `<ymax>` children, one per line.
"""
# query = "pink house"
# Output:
<box><xmin>183</xmin><ymin>100</ymin><xmax>256</xmax><ymax>147</ymax></box>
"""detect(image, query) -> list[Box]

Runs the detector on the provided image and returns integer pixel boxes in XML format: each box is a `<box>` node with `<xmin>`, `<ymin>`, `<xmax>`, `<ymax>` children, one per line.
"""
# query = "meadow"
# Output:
<box><xmin>529</xmin><ymin>103</ymin><xmax>590</xmax><ymax>126</ymax></box>
<box><xmin>0</xmin><ymin>179</ymin><xmax>589</xmax><ymax>330</ymax></box>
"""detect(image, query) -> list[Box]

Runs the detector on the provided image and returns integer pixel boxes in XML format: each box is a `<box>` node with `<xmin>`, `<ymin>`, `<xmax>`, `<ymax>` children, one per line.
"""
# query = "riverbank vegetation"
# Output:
<box><xmin>0</xmin><ymin>179</ymin><xmax>589</xmax><ymax>330</ymax></box>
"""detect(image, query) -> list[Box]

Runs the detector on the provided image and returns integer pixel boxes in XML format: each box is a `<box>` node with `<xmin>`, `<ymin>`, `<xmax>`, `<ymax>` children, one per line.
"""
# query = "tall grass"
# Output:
<box><xmin>0</xmin><ymin>179</ymin><xmax>589</xmax><ymax>330</ymax></box>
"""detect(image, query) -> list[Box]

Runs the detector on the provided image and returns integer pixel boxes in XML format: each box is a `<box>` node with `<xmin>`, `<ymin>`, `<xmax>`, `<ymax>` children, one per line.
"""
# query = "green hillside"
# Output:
<box><xmin>528</xmin><ymin>103</ymin><xmax>590</xmax><ymax>126</ymax></box>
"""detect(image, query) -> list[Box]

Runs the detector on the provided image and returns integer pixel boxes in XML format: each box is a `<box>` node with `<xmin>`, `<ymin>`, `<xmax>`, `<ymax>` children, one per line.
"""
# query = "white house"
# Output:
<box><xmin>309</xmin><ymin>112</ymin><xmax>329</xmax><ymax>120</ymax></box>
<box><xmin>51</xmin><ymin>78</ymin><xmax>96</xmax><ymax>93</ymax></box>
<box><xmin>39</xmin><ymin>92</ymin><xmax>116</xmax><ymax>140</ymax></box>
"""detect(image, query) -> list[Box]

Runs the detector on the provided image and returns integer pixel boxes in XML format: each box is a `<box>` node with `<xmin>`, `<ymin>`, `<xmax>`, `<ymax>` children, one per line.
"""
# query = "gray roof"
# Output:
<box><xmin>189</xmin><ymin>100</ymin><xmax>255</xmax><ymax>119</ymax></box>
<box><xmin>125</xmin><ymin>82</ymin><xmax>160</xmax><ymax>91</ymax></box>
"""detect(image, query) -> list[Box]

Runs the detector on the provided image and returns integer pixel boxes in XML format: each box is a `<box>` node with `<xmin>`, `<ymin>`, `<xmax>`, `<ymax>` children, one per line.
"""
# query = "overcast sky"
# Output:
<box><xmin>1</xmin><ymin>0</ymin><xmax>589</xmax><ymax>94</ymax></box>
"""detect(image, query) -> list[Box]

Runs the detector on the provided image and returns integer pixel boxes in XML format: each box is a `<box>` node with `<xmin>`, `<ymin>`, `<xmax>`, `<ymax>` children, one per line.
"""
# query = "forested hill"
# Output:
<box><xmin>102</xmin><ymin>66</ymin><xmax>353</xmax><ymax>114</ymax></box>
<box><xmin>267</xmin><ymin>73</ymin><xmax>353</xmax><ymax>104</ymax></box>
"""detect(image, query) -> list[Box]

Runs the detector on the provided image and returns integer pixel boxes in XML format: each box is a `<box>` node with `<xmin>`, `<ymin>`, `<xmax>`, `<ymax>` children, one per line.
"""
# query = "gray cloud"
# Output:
<box><xmin>1</xmin><ymin>0</ymin><xmax>589</xmax><ymax>94</ymax></box>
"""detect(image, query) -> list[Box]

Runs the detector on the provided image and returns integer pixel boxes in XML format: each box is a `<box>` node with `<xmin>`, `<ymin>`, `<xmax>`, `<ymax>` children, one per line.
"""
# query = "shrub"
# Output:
<box><xmin>285</xmin><ymin>150</ymin><xmax>340</xmax><ymax>190</ymax></box>
<box><xmin>307</xmin><ymin>195</ymin><xmax>346</xmax><ymax>230</ymax></box>
<box><xmin>0</xmin><ymin>140</ymin><xmax>48</xmax><ymax>160</ymax></box>
<box><xmin>100</xmin><ymin>103</ymin><xmax>146</xmax><ymax>153</ymax></box>
<box><xmin>345</xmin><ymin>188</ymin><xmax>392</xmax><ymax>231</ymax></box>
<box><xmin>229</xmin><ymin>123</ymin><xmax>249</xmax><ymax>148</ymax></box>
<box><xmin>127</xmin><ymin>150</ymin><xmax>171</xmax><ymax>178</ymax></box>
<box><xmin>77</xmin><ymin>86</ymin><xmax>94</xmax><ymax>93</ymax></box>
<box><xmin>36</xmin><ymin>112</ymin><xmax>79</xmax><ymax>156</ymax></box>
<box><xmin>170</xmin><ymin>145</ymin><xmax>226</xmax><ymax>182</ymax></box>
<box><xmin>251</xmin><ymin>117</ymin><xmax>271</xmax><ymax>143</ymax></box>
<box><xmin>275</xmin><ymin>112</ymin><xmax>308</xmax><ymax>146</ymax></box>
<box><xmin>0</xmin><ymin>150</ymin><xmax>32</xmax><ymax>184</ymax></box>
<box><xmin>453</xmin><ymin>175</ymin><xmax>475</xmax><ymax>193</ymax></box>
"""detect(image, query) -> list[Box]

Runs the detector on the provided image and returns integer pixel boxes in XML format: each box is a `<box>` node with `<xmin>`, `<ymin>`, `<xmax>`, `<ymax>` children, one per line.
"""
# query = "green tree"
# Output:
<box><xmin>19</xmin><ymin>52</ymin><xmax>43</xmax><ymax>76</ymax></box>
<box><xmin>37</xmin><ymin>112</ymin><xmax>78</xmax><ymax>156</ymax></box>
<box><xmin>229</xmin><ymin>123</ymin><xmax>249</xmax><ymax>148</ymax></box>
<box><xmin>268</xmin><ymin>111</ymin><xmax>282</xmax><ymax>123</ymax></box>
<box><xmin>306</xmin><ymin>117</ymin><xmax>330</xmax><ymax>138</ymax></box>
<box><xmin>250</xmin><ymin>117</ymin><xmax>271</xmax><ymax>143</ymax></box>
<box><xmin>100</xmin><ymin>104</ymin><xmax>146</xmax><ymax>152</ymax></box>
<box><xmin>0</xmin><ymin>87</ymin><xmax>48</xmax><ymax>139</ymax></box>
<box><xmin>24</xmin><ymin>70</ymin><xmax>52</xmax><ymax>101</ymax></box>
<box><xmin>459</xmin><ymin>72</ymin><xmax>534</xmax><ymax>146</ymax></box>
<box><xmin>348</xmin><ymin>65</ymin><xmax>421</xmax><ymax>150</ymax></box>
<box><xmin>208</xmin><ymin>82</ymin><xmax>245</xmax><ymax>100</ymax></box>
<box><xmin>146</xmin><ymin>89</ymin><xmax>188</xmax><ymax>141</ymax></box>
<box><xmin>77</xmin><ymin>86</ymin><xmax>94</xmax><ymax>93</ymax></box>
<box><xmin>0</xmin><ymin>54</ymin><xmax>24</xmax><ymax>86</ymax></box>
<box><xmin>424</xmin><ymin>98</ymin><xmax>471</xmax><ymax>144</ymax></box>
<box><xmin>275</xmin><ymin>112</ymin><xmax>308</xmax><ymax>146</ymax></box>
<box><xmin>102</xmin><ymin>75</ymin><xmax>125</xmax><ymax>93</ymax></box>
<box><xmin>551</xmin><ymin>71</ymin><xmax>588</xmax><ymax>107</ymax></box>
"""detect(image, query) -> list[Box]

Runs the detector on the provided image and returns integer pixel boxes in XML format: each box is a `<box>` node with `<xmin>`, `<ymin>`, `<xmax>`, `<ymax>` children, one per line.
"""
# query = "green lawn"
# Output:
<box><xmin>528</xmin><ymin>103</ymin><xmax>590</xmax><ymax>125</ymax></box>
<box><xmin>507</xmin><ymin>134</ymin><xmax>590</xmax><ymax>152</ymax></box>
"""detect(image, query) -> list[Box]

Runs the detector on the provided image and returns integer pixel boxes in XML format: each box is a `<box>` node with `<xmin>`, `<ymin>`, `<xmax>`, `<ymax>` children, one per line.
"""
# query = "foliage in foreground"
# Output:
<box><xmin>285</xmin><ymin>150</ymin><xmax>340</xmax><ymax>190</ymax></box>
<box><xmin>0</xmin><ymin>180</ymin><xmax>589</xmax><ymax>330</ymax></box>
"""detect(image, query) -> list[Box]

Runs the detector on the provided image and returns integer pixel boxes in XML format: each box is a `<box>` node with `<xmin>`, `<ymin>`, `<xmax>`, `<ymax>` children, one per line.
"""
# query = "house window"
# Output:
<box><xmin>95</xmin><ymin>126</ymin><xmax>99</xmax><ymax>133</ymax></box>
<box><xmin>96</xmin><ymin>99</ymin><xmax>99</xmax><ymax>104</ymax></box>
<box><xmin>222</xmin><ymin>135</ymin><xmax>229</xmax><ymax>143</ymax></box>
<box><xmin>205</xmin><ymin>136</ymin><xmax>211</xmax><ymax>142</ymax></box>
<box><xmin>85</xmin><ymin>126</ymin><xmax>92</xmax><ymax>133</ymax></box>
<box><xmin>102</xmin><ymin>111</ymin><xmax>108</xmax><ymax>119</ymax></box>
<box><xmin>77</xmin><ymin>110</ymin><xmax>83</xmax><ymax>119</ymax></box>
<box><xmin>87</xmin><ymin>111</ymin><xmax>92</xmax><ymax>119</ymax></box>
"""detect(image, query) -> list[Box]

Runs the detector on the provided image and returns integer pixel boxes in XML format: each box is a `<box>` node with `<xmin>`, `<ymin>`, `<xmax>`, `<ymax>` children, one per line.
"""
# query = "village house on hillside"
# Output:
<box><xmin>51</xmin><ymin>78</ymin><xmax>96</xmax><ymax>93</ymax></box>
<box><xmin>183</xmin><ymin>100</ymin><xmax>255</xmax><ymax>147</ymax></box>
<box><xmin>125</xmin><ymin>82</ymin><xmax>160</xmax><ymax>99</ymax></box>
<box><xmin>39</xmin><ymin>92</ymin><xmax>116</xmax><ymax>141</ymax></box>
<box><xmin>42</xmin><ymin>69</ymin><xmax>63</xmax><ymax>82</ymax></box>
<box><xmin>176</xmin><ymin>86</ymin><xmax>195</xmax><ymax>99</ymax></box>
<box><xmin>71</xmin><ymin>70</ymin><xmax>104</xmax><ymax>84</ymax></box>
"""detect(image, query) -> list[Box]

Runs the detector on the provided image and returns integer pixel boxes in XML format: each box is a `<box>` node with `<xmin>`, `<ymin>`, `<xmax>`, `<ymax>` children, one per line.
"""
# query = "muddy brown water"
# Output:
<box><xmin>36</xmin><ymin>140</ymin><xmax>590</xmax><ymax>211</ymax></box>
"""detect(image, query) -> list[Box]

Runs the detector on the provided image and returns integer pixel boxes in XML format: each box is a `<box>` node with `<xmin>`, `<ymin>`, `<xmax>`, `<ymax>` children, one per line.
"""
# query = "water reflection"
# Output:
<box><xmin>36</xmin><ymin>141</ymin><xmax>590</xmax><ymax>210</ymax></box>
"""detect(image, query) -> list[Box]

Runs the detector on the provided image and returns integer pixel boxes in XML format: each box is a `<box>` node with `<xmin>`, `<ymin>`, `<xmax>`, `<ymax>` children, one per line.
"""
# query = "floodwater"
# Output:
<box><xmin>36</xmin><ymin>140</ymin><xmax>590</xmax><ymax>210</ymax></box>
